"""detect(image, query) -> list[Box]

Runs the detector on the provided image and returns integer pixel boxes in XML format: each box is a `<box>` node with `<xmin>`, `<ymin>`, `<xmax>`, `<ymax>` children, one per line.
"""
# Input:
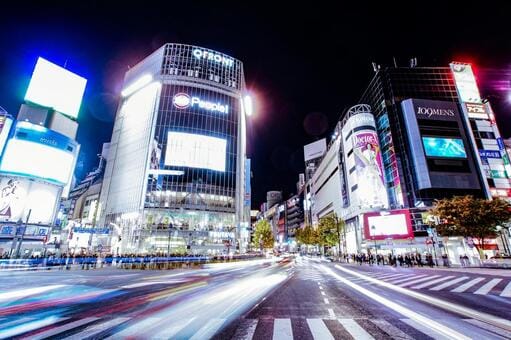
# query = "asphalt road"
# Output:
<box><xmin>0</xmin><ymin>256</ymin><xmax>510</xmax><ymax>339</ymax></box>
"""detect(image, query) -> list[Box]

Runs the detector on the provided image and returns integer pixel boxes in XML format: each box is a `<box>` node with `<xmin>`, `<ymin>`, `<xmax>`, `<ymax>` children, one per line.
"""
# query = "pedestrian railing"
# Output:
<box><xmin>0</xmin><ymin>254</ymin><xmax>264</xmax><ymax>271</ymax></box>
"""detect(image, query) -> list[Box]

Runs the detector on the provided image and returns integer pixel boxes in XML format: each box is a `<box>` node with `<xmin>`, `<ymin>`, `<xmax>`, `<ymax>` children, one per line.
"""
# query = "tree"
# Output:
<box><xmin>253</xmin><ymin>219</ymin><xmax>274</xmax><ymax>251</ymax></box>
<box><xmin>431</xmin><ymin>195</ymin><xmax>511</xmax><ymax>259</ymax></box>
<box><xmin>296</xmin><ymin>224</ymin><xmax>318</xmax><ymax>246</ymax></box>
<box><xmin>317</xmin><ymin>213</ymin><xmax>345</xmax><ymax>256</ymax></box>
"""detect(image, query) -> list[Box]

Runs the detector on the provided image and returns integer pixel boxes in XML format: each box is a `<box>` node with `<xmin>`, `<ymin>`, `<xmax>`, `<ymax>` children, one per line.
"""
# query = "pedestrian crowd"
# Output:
<box><xmin>343</xmin><ymin>252</ymin><xmax>439</xmax><ymax>267</ymax></box>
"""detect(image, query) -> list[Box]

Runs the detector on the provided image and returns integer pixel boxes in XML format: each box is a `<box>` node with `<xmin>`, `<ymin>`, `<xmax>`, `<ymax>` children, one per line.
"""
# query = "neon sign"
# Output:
<box><xmin>192</xmin><ymin>49</ymin><xmax>234</xmax><ymax>67</ymax></box>
<box><xmin>173</xmin><ymin>93</ymin><xmax>229</xmax><ymax>114</ymax></box>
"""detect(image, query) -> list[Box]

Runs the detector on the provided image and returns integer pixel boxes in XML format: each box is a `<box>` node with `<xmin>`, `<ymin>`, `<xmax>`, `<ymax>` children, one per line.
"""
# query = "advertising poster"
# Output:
<box><xmin>0</xmin><ymin>176</ymin><xmax>60</xmax><ymax>225</ymax></box>
<box><xmin>363</xmin><ymin>209</ymin><xmax>413</xmax><ymax>240</ymax></box>
<box><xmin>353</xmin><ymin>131</ymin><xmax>388</xmax><ymax>208</ymax></box>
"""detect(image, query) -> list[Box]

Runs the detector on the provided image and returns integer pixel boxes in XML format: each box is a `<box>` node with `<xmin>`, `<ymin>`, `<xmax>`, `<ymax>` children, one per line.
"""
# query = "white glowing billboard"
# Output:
<box><xmin>0</xmin><ymin>139</ymin><xmax>75</xmax><ymax>184</ymax></box>
<box><xmin>0</xmin><ymin>176</ymin><xmax>60</xmax><ymax>225</ymax></box>
<box><xmin>165</xmin><ymin>132</ymin><xmax>226</xmax><ymax>172</ymax></box>
<box><xmin>25</xmin><ymin>57</ymin><xmax>87</xmax><ymax>118</ymax></box>
<box><xmin>450</xmin><ymin>63</ymin><xmax>481</xmax><ymax>104</ymax></box>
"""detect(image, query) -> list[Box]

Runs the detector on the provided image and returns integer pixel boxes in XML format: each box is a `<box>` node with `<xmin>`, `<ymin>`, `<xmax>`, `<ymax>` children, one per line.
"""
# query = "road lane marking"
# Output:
<box><xmin>153</xmin><ymin>317</ymin><xmax>196</xmax><ymax>339</ymax></box>
<box><xmin>382</xmin><ymin>274</ymin><xmax>417</xmax><ymax>281</ymax></box>
<box><xmin>371</xmin><ymin>319</ymin><xmax>413</xmax><ymax>340</ymax></box>
<box><xmin>464</xmin><ymin>318</ymin><xmax>511</xmax><ymax>338</ymax></box>
<box><xmin>31</xmin><ymin>317</ymin><xmax>99</xmax><ymax>340</ymax></box>
<box><xmin>273</xmin><ymin>318</ymin><xmax>293</xmax><ymax>340</ymax></box>
<box><xmin>389</xmin><ymin>275</ymin><xmax>427</xmax><ymax>284</ymax></box>
<box><xmin>429</xmin><ymin>277</ymin><xmax>469</xmax><ymax>291</ymax></box>
<box><xmin>375</xmin><ymin>273</ymin><xmax>407</xmax><ymax>279</ymax></box>
<box><xmin>105</xmin><ymin>317</ymin><xmax>159</xmax><ymax>338</ymax></box>
<box><xmin>400</xmin><ymin>318</ymin><xmax>451</xmax><ymax>340</ymax></box>
<box><xmin>500</xmin><ymin>282</ymin><xmax>511</xmax><ymax>297</ymax></box>
<box><xmin>61</xmin><ymin>317</ymin><xmax>129</xmax><ymax>340</ymax></box>
<box><xmin>450</xmin><ymin>277</ymin><xmax>485</xmax><ymax>293</ymax></box>
<box><xmin>412</xmin><ymin>276</ymin><xmax>455</xmax><ymax>289</ymax></box>
<box><xmin>321</xmin><ymin>291</ymin><xmax>326</xmax><ymax>296</ymax></box>
<box><xmin>231</xmin><ymin>319</ymin><xmax>258</xmax><ymax>340</ymax></box>
<box><xmin>319</xmin><ymin>286</ymin><xmax>323</xmax><ymax>290</ymax></box>
<box><xmin>190</xmin><ymin>319</ymin><xmax>226</xmax><ymax>340</ymax></box>
<box><xmin>338</xmin><ymin>319</ymin><xmax>375</xmax><ymax>339</ymax></box>
<box><xmin>324</xmin><ymin>298</ymin><xmax>330</xmax><ymax>304</ymax></box>
<box><xmin>325</xmin><ymin>266</ymin><xmax>471</xmax><ymax>339</ymax></box>
<box><xmin>474</xmin><ymin>278</ymin><xmax>502</xmax><ymax>295</ymax></box>
<box><xmin>328</xmin><ymin>308</ymin><xmax>335</xmax><ymax>319</ymax></box>
<box><xmin>399</xmin><ymin>275</ymin><xmax>440</xmax><ymax>287</ymax></box>
<box><xmin>307</xmin><ymin>319</ymin><xmax>334</xmax><ymax>340</ymax></box>
<box><xmin>331</xmin><ymin>265</ymin><xmax>511</xmax><ymax>333</ymax></box>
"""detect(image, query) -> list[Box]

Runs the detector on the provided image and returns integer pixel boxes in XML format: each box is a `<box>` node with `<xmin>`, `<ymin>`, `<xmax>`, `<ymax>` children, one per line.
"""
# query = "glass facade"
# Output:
<box><xmin>359</xmin><ymin>67</ymin><xmax>487</xmax><ymax>232</ymax></box>
<box><xmin>99</xmin><ymin>44</ymin><xmax>247</xmax><ymax>255</ymax></box>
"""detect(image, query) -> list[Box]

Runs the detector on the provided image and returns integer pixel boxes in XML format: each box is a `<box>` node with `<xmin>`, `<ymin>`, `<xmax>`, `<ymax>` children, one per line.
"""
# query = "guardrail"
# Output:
<box><xmin>0</xmin><ymin>254</ymin><xmax>264</xmax><ymax>271</ymax></box>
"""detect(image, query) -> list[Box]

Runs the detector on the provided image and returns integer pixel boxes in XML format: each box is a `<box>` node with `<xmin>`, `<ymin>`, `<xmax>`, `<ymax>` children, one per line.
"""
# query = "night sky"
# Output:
<box><xmin>1</xmin><ymin>2</ymin><xmax>511</xmax><ymax>209</ymax></box>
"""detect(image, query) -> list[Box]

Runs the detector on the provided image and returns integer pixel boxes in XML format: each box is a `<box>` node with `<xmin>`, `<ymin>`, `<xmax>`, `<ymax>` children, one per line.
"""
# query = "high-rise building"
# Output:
<box><xmin>450</xmin><ymin>62</ymin><xmax>511</xmax><ymax>200</ymax></box>
<box><xmin>0</xmin><ymin>57</ymin><xmax>85</xmax><ymax>257</ymax></box>
<box><xmin>309</xmin><ymin>63</ymin><xmax>506</xmax><ymax>261</ymax></box>
<box><xmin>98</xmin><ymin>43</ymin><xmax>250</xmax><ymax>255</ymax></box>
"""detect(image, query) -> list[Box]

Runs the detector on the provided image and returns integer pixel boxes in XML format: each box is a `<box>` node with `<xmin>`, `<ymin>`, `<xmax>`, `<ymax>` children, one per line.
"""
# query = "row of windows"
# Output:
<box><xmin>161</xmin><ymin>44</ymin><xmax>244</xmax><ymax>91</ymax></box>
<box><xmin>145</xmin><ymin>83</ymin><xmax>240</xmax><ymax>210</ymax></box>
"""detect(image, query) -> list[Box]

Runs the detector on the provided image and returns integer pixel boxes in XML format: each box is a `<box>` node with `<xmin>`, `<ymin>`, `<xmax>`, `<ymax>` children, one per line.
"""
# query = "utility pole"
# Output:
<box><xmin>15</xmin><ymin>209</ymin><xmax>31</xmax><ymax>258</ymax></box>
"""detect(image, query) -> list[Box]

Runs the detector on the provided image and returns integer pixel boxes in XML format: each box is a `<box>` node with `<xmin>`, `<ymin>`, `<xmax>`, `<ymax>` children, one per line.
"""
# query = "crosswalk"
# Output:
<box><xmin>5</xmin><ymin>316</ymin><xmax>506</xmax><ymax>339</ymax></box>
<box><xmin>364</xmin><ymin>271</ymin><xmax>511</xmax><ymax>297</ymax></box>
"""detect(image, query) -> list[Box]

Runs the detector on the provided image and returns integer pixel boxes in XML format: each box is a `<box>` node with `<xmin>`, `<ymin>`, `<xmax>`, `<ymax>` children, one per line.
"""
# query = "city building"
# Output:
<box><xmin>98</xmin><ymin>43</ymin><xmax>251</xmax><ymax>255</ymax></box>
<box><xmin>60</xmin><ymin>143</ymin><xmax>110</xmax><ymax>255</ymax></box>
<box><xmin>0</xmin><ymin>57</ymin><xmax>85</xmax><ymax>257</ymax></box>
<box><xmin>309</xmin><ymin>62</ymin><xmax>509</xmax><ymax>263</ymax></box>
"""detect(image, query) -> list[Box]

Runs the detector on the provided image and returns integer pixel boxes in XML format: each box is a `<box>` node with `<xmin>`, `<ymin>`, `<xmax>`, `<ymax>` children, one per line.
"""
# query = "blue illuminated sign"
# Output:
<box><xmin>422</xmin><ymin>137</ymin><xmax>467</xmax><ymax>158</ymax></box>
<box><xmin>479</xmin><ymin>150</ymin><xmax>501</xmax><ymax>159</ymax></box>
<box><xmin>15</xmin><ymin>122</ymin><xmax>76</xmax><ymax>152</ymax></box>
<box><xmin>497</xmin><ymin>137</ymin><xmax>505</xmax><ymax>151</ymax></box>
<box><xmin>73</xmin><ymin>227</ymin><xmax>110</xmax><ymax>234</ymax></box>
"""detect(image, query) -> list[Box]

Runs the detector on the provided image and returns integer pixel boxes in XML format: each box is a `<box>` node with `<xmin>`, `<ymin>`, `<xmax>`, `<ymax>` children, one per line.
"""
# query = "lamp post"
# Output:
<box><xmin>371</xmin><ymin>225</ymin><xmax>378</xmax><ymax>255</ymax></box>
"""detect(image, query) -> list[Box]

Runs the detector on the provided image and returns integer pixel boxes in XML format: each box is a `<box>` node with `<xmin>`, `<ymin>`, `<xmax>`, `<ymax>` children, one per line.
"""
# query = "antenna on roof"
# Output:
<box><xmin>371</xmin><ymin>62</ymin><xmax>379</xmax><ymax>73</ymax></box>
<box><xmin>409</xmin><ymin>57</ymin><xmax>417</xmax><ymax>68</ymax></box>
<box><xmin>393</xmin><ymin>57</ymin><xmax>398</xmax><ymax>68</ymax></box>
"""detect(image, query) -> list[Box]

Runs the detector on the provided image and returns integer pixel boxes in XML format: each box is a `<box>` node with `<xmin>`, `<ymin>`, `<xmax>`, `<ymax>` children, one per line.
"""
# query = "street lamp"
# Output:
<box><xmin>371</xmin><ymin>225</ymin><xmax>378</xmax><ymax>255</ymax></box>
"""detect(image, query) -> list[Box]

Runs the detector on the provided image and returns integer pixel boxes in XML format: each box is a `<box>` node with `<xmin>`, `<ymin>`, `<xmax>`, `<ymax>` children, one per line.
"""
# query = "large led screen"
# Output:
<box><xmin>165</xmin><ymin>132</ymin><xmax>226</xmax><ymax>172</ymax></box>
<box><xmin>24</xmin><ymin>57</ymin><xmax>87</xmax><ymax>119</ymax></box>
<box><xmin>0</xmin><ymin>139</ymin><xmax>75</xmax><ymax>184</ymax></box>
<box><xmin>422</xmin><ymin>137</ymin><xmax>467</xmax><ymax>159</ymax></box>
<box><xmin>364</xmin><ymin>209</ymin><xmax>413</xmax><ymax>240</ymax></box>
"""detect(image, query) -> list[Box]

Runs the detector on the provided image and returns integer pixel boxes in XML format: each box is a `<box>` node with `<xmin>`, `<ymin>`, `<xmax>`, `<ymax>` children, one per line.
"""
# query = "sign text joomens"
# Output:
<box><xmin>173</xmin><ymin>93</ymin><xmax>229</xmax><ymax>114</ymax></box>
<box><xmin>192</xmin><ymin>49</ymin><xmax>234</xmax><ymax>67</ymax></box>
<box><xmin>416</xmin><ymin>106</ymin><xmax>455</xmax><ymax>118</ymax></box>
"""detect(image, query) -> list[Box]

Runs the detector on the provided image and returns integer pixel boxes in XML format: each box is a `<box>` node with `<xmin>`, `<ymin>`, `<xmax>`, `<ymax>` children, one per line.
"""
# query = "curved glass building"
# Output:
<box><xmin>98</xmin><ymin>44</ymin><xmax>249</xmax><ymax>255</ymax></box>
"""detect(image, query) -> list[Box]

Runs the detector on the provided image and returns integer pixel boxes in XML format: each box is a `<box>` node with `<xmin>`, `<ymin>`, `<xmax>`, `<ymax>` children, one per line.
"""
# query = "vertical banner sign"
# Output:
<box><xmin>244</xmin><ymin>158</ymin><xmax>251</xmax><ymax>207</ymax></box>
<box><xmin>353</xmin><ymin>131</ymin><xmax>387</xmax><ymax>208</ymax></box>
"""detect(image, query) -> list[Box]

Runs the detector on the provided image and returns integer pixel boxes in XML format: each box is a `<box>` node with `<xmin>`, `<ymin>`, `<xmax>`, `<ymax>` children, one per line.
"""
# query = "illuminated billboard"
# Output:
<box><xmin>0</xmin><ymin>122</ymin><xmax>77</xmax><ymax>184</ymax></box>
<box><xmin>165</xmin><ymin>132</ymin><xmax>226</xmax><ymax>172</ymax></box>
<box><xmin>353</xmin><ymin>131</ymin><xmax>388</xmax><ymax>208</ymax></box>
<box><xmin>364</xmin><ymin>209</ymin><xmax>413</xmax><ymax>240</ymax></box>
<box><xmin>0</xmin><ymin>176</ymin><xmax>60</xmax><ymax>225</ymax></box>
<box><xmin>0</xmin><ymin>115</ymin><xmax>13</xmax><ymax>156</ymax></box>
<box><xmin>450</xmin><ymin>63</ymin><xmax>481</xmax><ymax>104</ymax></box>
<box><xmin>303</xmin><ymin>138</ymin><xmax>327</xmax><ymax>162</ymax></box>
<box><xmin>422</xmin><ymin>137</ymin><xmax>467</xmax><ymax>159</ymax></box>
<box><xmin>24</xmin><ymin>57</ymin><xmax>87</xmax><ymax>118</ymax></box>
